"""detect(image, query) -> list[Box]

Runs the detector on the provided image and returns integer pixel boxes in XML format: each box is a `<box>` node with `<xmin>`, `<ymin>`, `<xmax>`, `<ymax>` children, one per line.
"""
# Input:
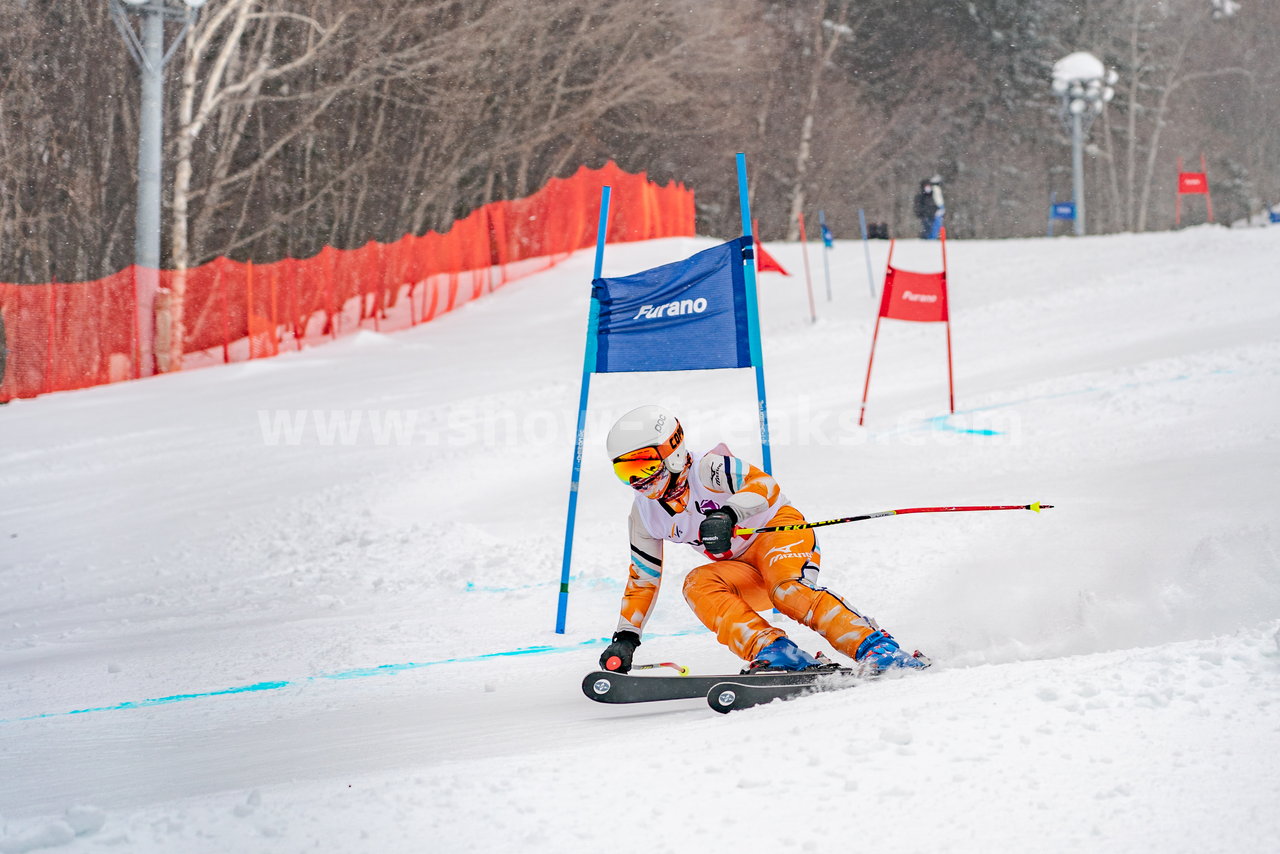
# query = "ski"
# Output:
<box><xmin>581</xmin><ymin>667</ymin><xmax>851</xmax><ymax>706</ymax></box>
<box><xmin>707</xmin><ymin>669</ymin><xmax>859</xmax><ymax>714</ymax></box>
<box><xmin>582</xmin><ymin>670</ymin><xmax>720</xmax><ymax>704</ymax></box>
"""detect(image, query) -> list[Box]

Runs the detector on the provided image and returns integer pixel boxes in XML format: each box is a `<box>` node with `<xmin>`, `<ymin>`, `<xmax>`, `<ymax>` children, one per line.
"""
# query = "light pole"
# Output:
<box><xmin>110</xmin><ymin>0</ymin><xmax>204</xmax><ymax>375</ymax></box>
<box><xmin>1051</xmin><ymin>52</ymin><xmax>1116</xmax><ymax>237</ymax></box>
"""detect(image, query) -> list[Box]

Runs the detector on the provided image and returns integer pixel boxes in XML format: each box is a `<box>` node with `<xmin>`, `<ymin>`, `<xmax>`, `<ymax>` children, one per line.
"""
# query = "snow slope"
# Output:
<box><xmin>2</xmin><ymin>226</ymin><xmax>1279</xmax><ymax>853</ymax></box>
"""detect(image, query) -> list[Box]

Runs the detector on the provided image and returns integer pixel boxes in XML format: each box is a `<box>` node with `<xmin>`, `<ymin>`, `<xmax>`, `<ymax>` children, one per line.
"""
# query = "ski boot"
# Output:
<box><xmin>743</xmin><ymin>636</ymin><xmax>832</xmax><ymax>674</ymax></box>
<box><xmin>855</xmin><ymin>630</ymin><xmax>931</xmax><ymax>675</ymax></box>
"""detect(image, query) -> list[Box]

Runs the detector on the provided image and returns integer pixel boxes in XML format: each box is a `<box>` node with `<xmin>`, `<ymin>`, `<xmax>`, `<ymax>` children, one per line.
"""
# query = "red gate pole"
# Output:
<box><xmin>797</xmin><ymin>211</ymin><xmax>817</xmax><ymax>324</ymax></box>
<box><xmin>858</xmin><ymin>314</ymin><xmax>884</xmax><ymax>427</ymax></box>
<box><xmin>941</xmin><ymin>228</ymin><xmax>954</xmax><ymax>413</ymax></box>
<box><xmin>1175</xmin><ymin>157</ymin><xmax>1183</xmax><ymax>226</ymax></box>
<box><xmin>1202</xmin><ymin>153</ymin><xmax>1215</xmax><ymax>223</ymax></box>
<box><xmin>858</xmin><ymin>239</ymin><xmax>896</xmax><ymax>426</ymax></box>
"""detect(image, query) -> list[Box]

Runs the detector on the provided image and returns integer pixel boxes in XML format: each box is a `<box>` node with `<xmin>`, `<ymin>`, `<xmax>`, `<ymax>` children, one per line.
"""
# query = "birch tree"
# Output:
<box><xmin>1078</xmin><ymin>0</ymin><xmax>1254</xmax><ymax>231</ymax></box>
<box><xmin>165</xmin><ymin>0</ymin><xmax>345</xmax><ymax>369</ymax></box>
<box><xmin>786</xmin><ymin>1</ymin><xmax>851</xmax><ymax>241</ymax></box>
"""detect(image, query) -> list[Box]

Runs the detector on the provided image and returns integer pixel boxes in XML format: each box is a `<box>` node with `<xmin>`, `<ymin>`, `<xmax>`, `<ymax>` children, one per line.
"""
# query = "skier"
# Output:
<box><xmin>598</xmin><ymin>404</ymin><xmax>929</xmax><ymax>675</ymax></box>
<box><xmin>913</xmin><ymin>176</ymin><xmax>945</xmax><ymax>239</ymax></box>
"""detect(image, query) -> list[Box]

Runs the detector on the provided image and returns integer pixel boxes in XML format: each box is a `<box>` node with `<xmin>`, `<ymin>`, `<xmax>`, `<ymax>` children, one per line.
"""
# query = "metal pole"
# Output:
<box><xmin>134</xmin><ymin>8</ymin><xmax>164</xmax><ymax>374</ymax></box>
<box><xmin>1071</xmin><ymin>112</ymin><xmax>1086</xmax><ymax>237</ymax></box>
<box><xmin>857</xmin><ymin>208</ymin><xmax>876</xmax><ymax>298</ymax></box>
<box><xmin>137</xmin><ymin>11</ymin><xmax>164</xmax><ymax>274</ymax></box>
<box><xmin>113</xmin><ymin>0</ymin><xmax>199</xmax><ymax>375</ymax></box>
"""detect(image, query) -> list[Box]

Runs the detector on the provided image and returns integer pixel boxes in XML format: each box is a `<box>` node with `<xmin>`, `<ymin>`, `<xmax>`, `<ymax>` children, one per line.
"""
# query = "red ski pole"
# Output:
<box><xmin>735</xmin><ymin>502</ymin><xmax>1053</xmax><ymax>536</ymax></box>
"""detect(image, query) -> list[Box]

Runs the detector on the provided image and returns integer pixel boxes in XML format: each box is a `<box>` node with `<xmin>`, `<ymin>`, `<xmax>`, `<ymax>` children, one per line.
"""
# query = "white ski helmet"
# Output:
<box><xmin>606</xmin><ymin>404</ymin><xmax>690</xmax><ymax>498</ymax></box>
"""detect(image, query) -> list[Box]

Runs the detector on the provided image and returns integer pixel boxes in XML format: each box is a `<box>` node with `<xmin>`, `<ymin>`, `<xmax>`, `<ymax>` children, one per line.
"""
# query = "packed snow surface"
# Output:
<box><xmin>2</xmin><ymin>226</ymin><xmax>1279</xmax><ymax>853</ymax></box>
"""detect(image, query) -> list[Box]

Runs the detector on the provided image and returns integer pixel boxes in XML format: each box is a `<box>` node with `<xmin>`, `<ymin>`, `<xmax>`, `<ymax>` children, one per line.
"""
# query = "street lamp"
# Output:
<box><xmin>110</xmin><ymin>0</ymin><xmax>203</xmax><ymax>375</ymax></box>
<box><xmin>1051</xmin><ymin>52</ymin><xmax>1116</xmax><ymax>237</ymax></box>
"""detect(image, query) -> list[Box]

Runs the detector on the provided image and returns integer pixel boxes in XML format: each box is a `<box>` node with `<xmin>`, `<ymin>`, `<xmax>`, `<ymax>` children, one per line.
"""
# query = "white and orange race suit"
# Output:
<box><xmin>616</xmin><ymin>443</ymin><xmax>880</xmax><ymax>663</ymax></box>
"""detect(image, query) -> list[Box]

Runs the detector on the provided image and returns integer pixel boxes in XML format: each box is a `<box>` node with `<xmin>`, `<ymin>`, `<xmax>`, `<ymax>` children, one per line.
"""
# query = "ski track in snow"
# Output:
<box><xmin>2</xmin><ymin>227</ymin><xmax>1279</xmax><ymax>852</ymax></box>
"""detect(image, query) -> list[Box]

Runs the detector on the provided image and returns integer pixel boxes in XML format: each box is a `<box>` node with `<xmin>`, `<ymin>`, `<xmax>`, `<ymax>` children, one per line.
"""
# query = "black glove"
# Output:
<box><xmin>600</xmin><ymin>630</ymin><xmax>640</xmax><ymax>672</ymax></box>
<box><xmin>699</xmin><ymin>507</ymin><xmax>738</xmax><ymax>554</ymax></box>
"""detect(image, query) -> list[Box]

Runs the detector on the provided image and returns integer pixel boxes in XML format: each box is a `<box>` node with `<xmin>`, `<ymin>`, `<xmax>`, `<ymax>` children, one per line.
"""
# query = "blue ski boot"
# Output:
<box><xmin>855</xmin><ymin>630</ymin><xmax>931</xmax><ymax>675</ymax></box>
<box><xmin>744</xmin><ymin>636</ymin><xmax>827</xmax><ymax>673</ymax></box>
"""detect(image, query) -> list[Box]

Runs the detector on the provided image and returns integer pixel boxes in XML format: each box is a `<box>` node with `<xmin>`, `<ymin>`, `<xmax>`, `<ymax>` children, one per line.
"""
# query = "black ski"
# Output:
<box><xmin>583</xmin><ymin>670</ymin><xmax>720</xmax><ymax>704</ymax></box>
<box><xmin>582</xmin><ymin>667</ymin><xmax>851</xmax><ymax>706</ymax></box>
<box><xmin>707</xmin><ymin>670</ymin><xmax>860</xmax><ymax>713</ymax></box>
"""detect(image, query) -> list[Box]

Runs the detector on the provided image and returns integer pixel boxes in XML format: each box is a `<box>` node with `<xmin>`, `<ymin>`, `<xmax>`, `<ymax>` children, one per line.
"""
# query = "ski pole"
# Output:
<box><xmin>604</xmin><ymin>659</ymin><xmax>690</xmax><ymax>675</ymax></box>
<box><xmin>633</xmin><ymin>661</ymin><xmax>689</xmax><ymax>675</ymax></box>
<box><xmin>735</xmin><ymin>502</ymin><xmax>1053</xmax><ymax>536</ymax></box>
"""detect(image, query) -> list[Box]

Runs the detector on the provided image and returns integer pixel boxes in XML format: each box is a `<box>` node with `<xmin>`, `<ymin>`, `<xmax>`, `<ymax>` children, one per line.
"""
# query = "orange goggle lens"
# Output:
<box><xmin>611</xmin><ymin>449</ymin><xmax>665</xmax><ymax>485</ymax></box>
<box><xmin>611</xmin><ymin>423</ymin><xmax>684</xmax><ymax>486</ymax></box>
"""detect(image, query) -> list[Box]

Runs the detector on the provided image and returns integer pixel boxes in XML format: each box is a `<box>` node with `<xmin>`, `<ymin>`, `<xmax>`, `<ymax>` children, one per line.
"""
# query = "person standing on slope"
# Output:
<box><xmin>598</xmin><ymin>404</ymin><xmax>929</xmax><ymax>675</ymax></box>
<box><xmin>913</xmin><ymin>176</ymin><xmax>946</xmax><ymax>239</ymax></box>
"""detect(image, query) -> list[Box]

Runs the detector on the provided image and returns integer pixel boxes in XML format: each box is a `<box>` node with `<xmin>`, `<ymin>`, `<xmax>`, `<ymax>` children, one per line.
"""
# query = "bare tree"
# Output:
<box><xmin>1096</xmin><ymin>0</ymin><xmax>1255</xmax><ymax>231</ymax></box>
<box><xmin>3</xmin><ymin>0</ymin><xmax>1279</xmax><ymax>298</ymax></box>
<box><xmin>0</xmin><ymin>4</ymin><xmax>134</xmax><ymax>282</ymax></box>
<box><xmin>785</xmin><ymin>1</ymin><xmax>852</xmax><ymax>240</ymax></box>
<box><xmin>166</xmin><ymin>0</ymin><xmax>346</xmax><ymax>370</ymax></box>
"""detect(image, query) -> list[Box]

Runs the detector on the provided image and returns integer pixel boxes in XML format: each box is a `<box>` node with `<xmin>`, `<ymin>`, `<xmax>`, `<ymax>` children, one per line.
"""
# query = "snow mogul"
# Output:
<box><xmin>599</xmin><ymin>404</ymin><xmax>930</xmax><ymax>675</ymax></box>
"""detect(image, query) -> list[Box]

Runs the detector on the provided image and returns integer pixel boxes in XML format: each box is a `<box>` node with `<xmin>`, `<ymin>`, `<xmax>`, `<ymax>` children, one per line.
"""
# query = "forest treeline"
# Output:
<box><xmin>2</xmin><ymin>0</ymin><xmax>1277</xmax><ymax>283</ymax></box>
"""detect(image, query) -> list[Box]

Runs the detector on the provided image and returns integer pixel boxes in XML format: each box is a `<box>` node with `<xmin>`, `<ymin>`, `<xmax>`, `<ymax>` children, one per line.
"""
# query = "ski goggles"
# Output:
<box><xmin>611</xmin><ymin>423</ymin><xmax>685</xmax><ymax>487</ymax></box>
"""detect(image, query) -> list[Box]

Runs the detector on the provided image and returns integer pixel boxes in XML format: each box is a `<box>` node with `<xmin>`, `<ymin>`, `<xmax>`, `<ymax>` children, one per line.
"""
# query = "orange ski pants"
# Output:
<box><xmin>682</xmin><ymin>505</ymin><xmax>878</xmax><ymax>663</ymax></box>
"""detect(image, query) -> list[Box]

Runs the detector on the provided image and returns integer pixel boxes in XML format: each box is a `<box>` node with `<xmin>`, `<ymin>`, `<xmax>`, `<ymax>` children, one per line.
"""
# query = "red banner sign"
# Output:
<box><xmin>1178</xmin><ymin>172</ymin><xmax>1209</xmax><ymax>194</ymax></box>
<box><xmin>878</xmin><ymin>267</ymin><xmax>948</xmax><ymax>322</ymax></box>
<box><xmin>1175</xmin><ymin>154</ymin><xmax>1214</xmax><ymax>226</ymax></box>
<box><xmin>859</xmin><ymin>236</ymin><xmax>955</xmax><ymax>425</ymax></box>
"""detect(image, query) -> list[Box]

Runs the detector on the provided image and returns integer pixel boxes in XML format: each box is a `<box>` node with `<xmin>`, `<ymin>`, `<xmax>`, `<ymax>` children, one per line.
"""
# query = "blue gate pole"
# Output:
<box><xmin>555</xmin><ymin>186</ymin><xmax>610</xmax><ymax>634</ymax></box>
<box><xmin>1048</xmin><ymin>191</ymin><xmax>1056</xmax><ymax>238</ymax></box>
<box><xmin>735</xmin><ymin>153</ymin><xmax>773</xmax><ymax>476</ymax></box>
<box><xmin>819</xmin><ymin>209</ymin><xmax>833</xmax><ymax>302</ymax></box>
<box><xmin>858</xmin><ymin>208</ymin><xmax>877</xmax><ymax>298</ymax></box>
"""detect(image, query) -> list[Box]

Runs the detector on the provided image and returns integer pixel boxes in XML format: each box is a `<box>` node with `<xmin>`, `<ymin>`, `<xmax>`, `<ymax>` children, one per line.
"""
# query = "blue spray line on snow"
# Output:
<box><xmin>923</xmin><ymin>415</ymin><xmax>1003</xmax><ymax>436</ymax></box>
<box><xmin>0</xmin><ymin>629</ymin><xmax>709</xmax><ymax>725</ymax></box>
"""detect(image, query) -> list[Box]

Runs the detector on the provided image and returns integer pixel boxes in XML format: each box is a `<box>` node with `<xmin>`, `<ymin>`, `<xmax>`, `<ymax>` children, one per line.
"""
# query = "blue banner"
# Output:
<box><xmin>592</xmin><ymin>236</ymin><xmax>752</xmax><ymax>373</ymax></box>
<box><xmin>820</xmin><ymin>222</ymin><xmax>834</xmax><ymax>248</ymax></box>
<box><xmin>1269</xmin><ymin>209</ymin><xmax>1280</xmax><ymax>224</ymax></box>
<box><xmin>1052</xmin><ymin>202</ymin><xmax>1077</xmax><ymax>220</ymax></box>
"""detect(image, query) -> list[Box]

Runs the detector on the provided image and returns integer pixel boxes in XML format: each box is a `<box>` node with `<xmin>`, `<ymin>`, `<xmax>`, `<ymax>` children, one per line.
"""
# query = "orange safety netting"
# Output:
<box><xmin>0</xmin><ymin>161</ymin><xmax>695</xmax><ymax>402</ymax></box>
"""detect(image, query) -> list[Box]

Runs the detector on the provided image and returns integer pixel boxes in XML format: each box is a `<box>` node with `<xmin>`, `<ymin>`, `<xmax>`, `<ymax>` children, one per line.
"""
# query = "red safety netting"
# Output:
<box><xmin>0</xmin><ymin>161</ymin><xmax>695</xmax><ymax>402</ymax></box>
